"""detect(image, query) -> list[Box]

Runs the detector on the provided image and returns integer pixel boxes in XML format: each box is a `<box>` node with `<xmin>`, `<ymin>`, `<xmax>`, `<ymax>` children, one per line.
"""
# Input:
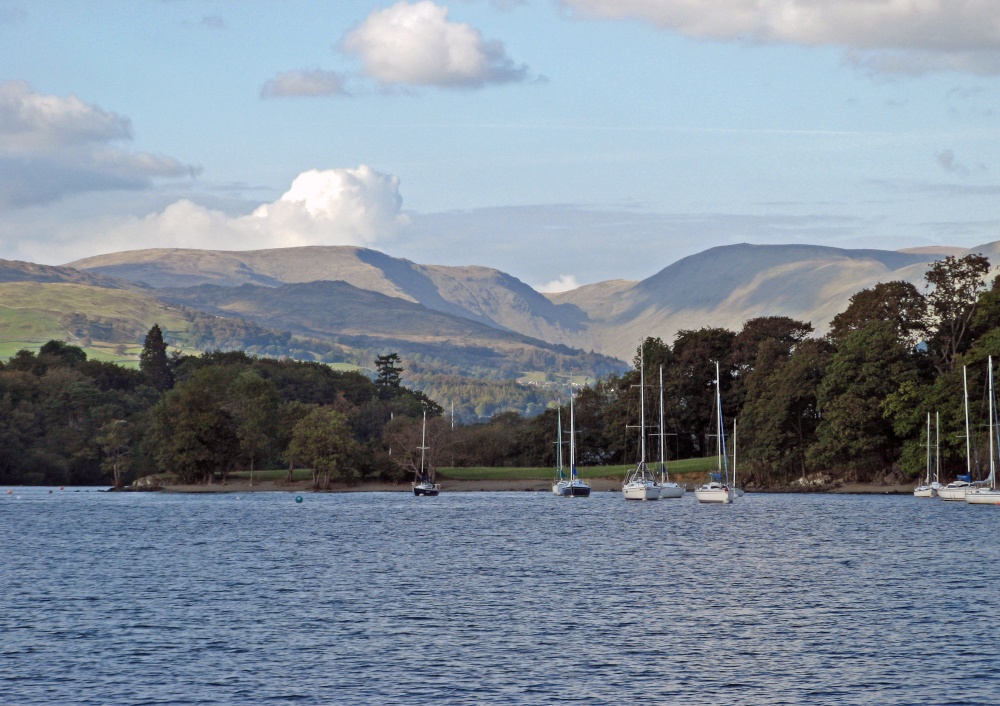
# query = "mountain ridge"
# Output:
<box><xmin>64</xmin><ymin>239</ymin><xmax>998</xmax><ymax>361</ymax></box>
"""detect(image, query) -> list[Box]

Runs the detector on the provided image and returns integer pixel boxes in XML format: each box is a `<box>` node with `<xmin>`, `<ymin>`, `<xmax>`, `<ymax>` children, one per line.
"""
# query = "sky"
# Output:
<box><xmin>2</xmin><ymin>0</ymin><xmax>1000</xmax><ymax>292</ymax></box>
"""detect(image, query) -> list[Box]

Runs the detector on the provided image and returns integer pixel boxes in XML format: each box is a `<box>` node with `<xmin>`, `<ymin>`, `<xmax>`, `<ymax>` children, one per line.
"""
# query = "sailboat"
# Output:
<box><xmin>655</xmin><ymin>367</ymin><xmax>684</xmax><ymax>498</ymax></box>
<box><xmin>623</xmin><ymin>345</ymin><xmax>659</xmax><ymax>500</ymax></box>
<box><xmin>695</xmin><ymin>361</ymin><xmax>734</xmax><ymax>504</ymax></box>
<box><xmin>411</xmin><ymin>411</ymin><xmax>440</xmax><ymax>496</ymax></box>
<box><xmin>913</xmin><ymin>412</ymin><xmax>940</xmax><ymax>498</ymax></box>
<box><xmin>552</xmin><ymin>405</ymin><xmax>570</xmax><ymax>496</ymax></box>
<box><xmin>967</xmin><ymin>356</ymin><xmax>1000</xmax><ymax>505</ymax></box>
<box><xmin>554</xmin><ymin>394</ymin><xmax>591</xmax><ymax>497</ymax></box>
<box><xmin>940</xmin><ymin>366</ymin><xmax>974</xmax><ymax>501</ymax></box>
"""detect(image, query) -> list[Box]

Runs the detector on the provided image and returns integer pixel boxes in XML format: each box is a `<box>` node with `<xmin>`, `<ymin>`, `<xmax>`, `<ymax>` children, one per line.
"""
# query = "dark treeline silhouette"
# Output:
<box><xmin>3</xmin><ymin>253</ymin><xmax>999</xmax><ymax>489</ymax></box>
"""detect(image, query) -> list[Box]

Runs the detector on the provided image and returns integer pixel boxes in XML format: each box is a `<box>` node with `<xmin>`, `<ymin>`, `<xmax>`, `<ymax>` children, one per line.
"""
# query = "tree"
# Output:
<box><xmin>739</xmin><ymin>338</ymin><xmax>832</xmax><ymax>484</ymax></box>
<box><xmin>925</xmin><ymin>253</ymin><xmax>991</xmax><ymax>373</ymax></box>
<box><xmin>140</xmin><ymin>324</ymin><xmax>174</xmax><ymax>392</ymax></box>
<box><xmin>374</xmin><ymin>353</ymin><xmax>403</xmax><ymax>398</ymax></box>
<box><xmin>829</xmin><ymin>281</ymin><xmax>928</xmax><ymax>347</ymax></box>
<box><xmin>289</xmin><ymin>407</ymin><xmax>357</xmax><ymax>489</ymax></box>
<box><xmin>228</xmin><ymin>370</ymin><xmax>279</xmax><ymax>485</ymax></box>
<box><xmin>97</xmin><ymin>419</ymin><xmax>131</xmax><ymax>489</ymax></box>
<box><xmin>809</xmin><ymin>322</ymin><xmax>919</xmax><ymax>478</ymax></box>
<box><xmin>149</xmin><ymin>367</ymin><xmax>239</xmax><ymax>484</ymax></box>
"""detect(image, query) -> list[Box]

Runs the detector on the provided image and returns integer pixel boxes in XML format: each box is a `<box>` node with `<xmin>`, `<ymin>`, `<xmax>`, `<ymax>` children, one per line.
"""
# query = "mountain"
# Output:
<box><xmin>0</xmin><ymin>258</ymin><xmax>143</xmax><ymax>290</ymax></box>
<box><xmin>68</xmin><ymin>246</ymin><xmax>589</xmax><ymax>341</ymax></box>
<box><xmin>65</xmin><ymin>239</ymin><xmax>999</xmax><ymax>362</ymax></box>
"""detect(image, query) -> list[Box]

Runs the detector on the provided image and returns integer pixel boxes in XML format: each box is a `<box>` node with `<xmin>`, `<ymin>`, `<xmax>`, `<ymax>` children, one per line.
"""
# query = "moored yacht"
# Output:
<box><xmin>411</xmin><ymin>411</ymin><xmax>440</xmax><ymax>497</ymax></box>
<box><xmin>695</xmin><ymin>361</ymin><xmax>734</xmax><ymax>504</ymax></box>
<box><xmin>623</xmin><ymin>344</ymin><xmax>659</xmax><ymax>500</ymax></box>
<box><xmin>967</xmin><ymin>356</ymin><xmax>1000</xmax><ymax>505</ymax></box>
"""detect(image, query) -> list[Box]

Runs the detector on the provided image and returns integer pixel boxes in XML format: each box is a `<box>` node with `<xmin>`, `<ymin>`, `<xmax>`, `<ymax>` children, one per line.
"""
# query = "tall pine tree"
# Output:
<box><xmin>140</xmin><ymin>324</ymin><xmax>174</xmax><ymax>392</ymax></box>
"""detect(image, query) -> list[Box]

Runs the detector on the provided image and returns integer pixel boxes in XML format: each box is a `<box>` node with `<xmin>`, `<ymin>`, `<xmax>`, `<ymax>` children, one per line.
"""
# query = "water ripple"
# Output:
<box><xmin>2</xmin><ymin>489</ymin><xmax>999</xmax><ymax>704</ymax></box>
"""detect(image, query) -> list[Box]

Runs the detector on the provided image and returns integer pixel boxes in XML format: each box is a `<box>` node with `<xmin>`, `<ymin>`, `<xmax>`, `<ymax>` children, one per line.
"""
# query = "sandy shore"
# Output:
<box><xmin>153</xmin><ymin>478</ymin><xmax>916</xmax><ymax>494</ymax></box>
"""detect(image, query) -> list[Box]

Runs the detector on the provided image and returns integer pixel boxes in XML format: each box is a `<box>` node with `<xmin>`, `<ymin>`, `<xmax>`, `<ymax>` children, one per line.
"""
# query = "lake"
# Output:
<box><xmin>2</xmin><ymin>488</ymin><xmax>999</xmax><ymax>705</ymax></box>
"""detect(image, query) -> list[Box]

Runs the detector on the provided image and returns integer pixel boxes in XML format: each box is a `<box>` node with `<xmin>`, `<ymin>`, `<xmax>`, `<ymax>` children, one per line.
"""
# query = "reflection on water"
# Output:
<box><xmin>2</xmin><ymin>488</ymin><xmax>999</xmax><ymax>705</ymax></box>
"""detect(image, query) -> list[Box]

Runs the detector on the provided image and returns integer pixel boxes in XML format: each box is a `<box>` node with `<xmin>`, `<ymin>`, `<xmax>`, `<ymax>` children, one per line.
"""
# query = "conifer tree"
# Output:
<box><xmin>140</xmin><ymin>324</ymin><xmax>174</xmax><ymax>392</ymax></box>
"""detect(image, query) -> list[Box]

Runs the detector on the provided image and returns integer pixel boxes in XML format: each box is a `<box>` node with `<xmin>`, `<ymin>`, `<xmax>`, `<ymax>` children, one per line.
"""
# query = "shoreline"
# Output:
<box><xmin>142</xmin><ymin>478</ymin><xmax>917</xmax><ymax>495</ymax></box>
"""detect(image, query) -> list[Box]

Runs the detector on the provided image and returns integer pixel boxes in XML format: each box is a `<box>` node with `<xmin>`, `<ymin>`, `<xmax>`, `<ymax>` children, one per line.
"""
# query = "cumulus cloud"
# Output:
<box><xmin>340</xmin><ymin>1</ymin><xmax>529</xmax><ymax>87</ymax></box>
<box><xmin>0</xmin><ymin>81</ymin><xmax>196</xmax><ymax>208</ymax></box>
<box><xmin>260</xmin><ymin>69</ymin><xmax>348</xmax><ymax>98</ymax></box>
<box><xmin>536</xmin><ymin>274</ymin><xmax>580</xmax><ymax>293</ymax></box>
<box><xmin>78</xmin><ymin>166</ymin><xmax>408</xmax><ymax>254</ymax></box>
<box><xmin>561</xmin><ymin>0</ymin><xmax>1000</xmax><ymax>75</ymax></box>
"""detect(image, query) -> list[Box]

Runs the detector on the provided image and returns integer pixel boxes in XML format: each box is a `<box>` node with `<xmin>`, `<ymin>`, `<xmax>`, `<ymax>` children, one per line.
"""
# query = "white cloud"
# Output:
<box><xmin>561</xmin><ymin>0</ymin><xmax>1000</xmax><ymax>75</ymax></box>
<box><xmin>0</xmin><ymin>81</ymin><xmax>195</xmax><ymax>207</ymax></box>
<box><xmin>340</xmin><ymin>1</ymin><xmax>528</xmax><ymax>87</ymax></box>
<box><xmin>536</xmin><ymin>274</ymin><xmax>580</xmax><ymax>293</ymax></box>
<box><xmin>260</xmin><ymin>69</ymin><xmax>348</xmax><ymax>98</ymax></box>
<box><xmin>53</xmin><ymin>166</ymin><xmax>409</xmax><ymax>256</ymax></box>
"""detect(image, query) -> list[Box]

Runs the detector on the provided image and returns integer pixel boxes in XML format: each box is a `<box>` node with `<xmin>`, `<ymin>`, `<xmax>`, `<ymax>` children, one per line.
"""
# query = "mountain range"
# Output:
<box><xmin>1</xmin><ymin>240</ymin><xmax>995</xmax><ymax>382</ymax></box>
<box><xmin>68</xmin><ymin>240</ymin><xmax>996</xmax><ymax>361</ymax></box>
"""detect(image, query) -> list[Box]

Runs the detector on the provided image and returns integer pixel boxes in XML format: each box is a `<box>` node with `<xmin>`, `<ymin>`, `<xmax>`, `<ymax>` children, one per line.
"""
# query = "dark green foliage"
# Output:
<box><xmin>140</xmin><ymin>324</ymin><xmax>174</xmax><ymax>392</ymax></box>
<box><xmin>374</xmin><ymin>352</ymin><xmax>403</xmax><ymax>398</ymax></box>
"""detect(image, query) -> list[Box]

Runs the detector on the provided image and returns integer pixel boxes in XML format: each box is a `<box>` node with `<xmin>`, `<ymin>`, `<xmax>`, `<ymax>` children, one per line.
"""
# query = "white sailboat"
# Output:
<box><xmin>913</xmin><ymin>412</ymin><xmax>940</xmax><ymax>498</ymax></box>
<box><xmin>695</xmin><ymin>361</ymin><xmax>734</xmax><ymax>504</ymax></box>
<box><xmin>940</xmin><ymin>366</ymin><xmax>974</xmax><ymax>501</ymax></box>
<box><xmin>967</xmin><ymin>356</ymin><xmax>1000</xmax><ymax>505</ymax></box>
<box><xmin>655</xmin><ymin>366</ymin><xmax>684</xmax><ymax>498</ymax></box>
<box><xmin>411</xmin><ymin>411</ymin><xmax>440</xmax><ymax>496</ymax></box>
<box><xmin>552</xmin><ymin>405</ymin><xmax>570</xmax><ymax>496</ymax></box>
<box><xmin>623</xmin><ymin>346</ymin><xmax>659</xmax><ymax>500</ymax></box>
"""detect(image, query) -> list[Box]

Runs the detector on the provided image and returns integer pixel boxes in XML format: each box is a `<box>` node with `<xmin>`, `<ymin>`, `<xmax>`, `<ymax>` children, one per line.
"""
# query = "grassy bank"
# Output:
<box><xmin>438</xmin><ymin>456</ymin><xmax>721</xmax><ymax>482</ymax></box>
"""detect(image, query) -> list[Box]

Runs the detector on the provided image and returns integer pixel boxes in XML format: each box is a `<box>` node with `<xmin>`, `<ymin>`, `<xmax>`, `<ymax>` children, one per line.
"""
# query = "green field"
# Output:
<box><xmin>438</xmin><ymin>456</ymin><xmax>721</xmax><ymax>481</ymax></box>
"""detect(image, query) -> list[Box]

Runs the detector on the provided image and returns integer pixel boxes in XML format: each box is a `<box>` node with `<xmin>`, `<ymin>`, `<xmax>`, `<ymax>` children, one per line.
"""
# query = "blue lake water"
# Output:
<box><xmin>2</xmin><ymin>488</ymin><xmax>999</xmax><ymax>705</ymax></box>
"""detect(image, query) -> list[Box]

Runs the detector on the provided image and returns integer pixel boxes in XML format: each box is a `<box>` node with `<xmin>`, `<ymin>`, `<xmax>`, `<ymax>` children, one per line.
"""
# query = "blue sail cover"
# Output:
<box><xmin>710</xmin><ymin>472</ymin><xmax>721</xmax><ymax>481</ymax></box>
<box><xmin>571</xmin><ymin>465</ymin><xmax>577</xmax><ymax>478</ymax></box>
<box><xmin>958</xmin><ymin>474</ymin><xmax>971</xmax><ymax>482</ymax></box>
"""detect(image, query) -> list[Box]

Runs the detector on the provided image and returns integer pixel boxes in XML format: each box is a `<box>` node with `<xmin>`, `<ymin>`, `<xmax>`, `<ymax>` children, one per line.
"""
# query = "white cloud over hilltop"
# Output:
<box><xmin>561</xmin><ymin>0</ymin><xmax>1000</xmax><ymax>75</ymax></box>
<box><xmin>536</xmin><ymin>274</ymin><xmax>580</xmax><ymax>293</ymax></box>
<box><xmin>341</xmin><ymin>1</ymin><xmax>529</xmax><ymax>87</ymax></box>
<box><xmin>75</xmin><ymin>166</ymin><xmax>408</xmax><ymax>255</ymax></box>
<box><xmin>0</xmin><ymin>81</ymin><xmax>195</xmax><ymax>207</ymax></box>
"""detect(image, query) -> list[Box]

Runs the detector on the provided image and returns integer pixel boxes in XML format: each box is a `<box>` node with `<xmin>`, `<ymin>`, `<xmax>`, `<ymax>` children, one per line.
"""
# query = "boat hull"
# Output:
<box><xmin>965</xmin><ymin>489</ymin><xmax>1000</xmax><ymax>505</ymax></box>
<box><xmin>695</xmin><ymin>486</ymin><xmax>733</xmax><ymax>504</ymax></box>
<box><xmin>937</xmin><ymin>485</ymin><xmax>969</xmax><ymax>501</ymax></box>
<box><xmin>412</xmin><ymin>483</ymin><xmax>440</xmax><ymax>496</ymax></box>
<box><xmin>623</xmin><ymin>482</ymin><xmax>658</xmax><ymax>500</ymax></box>
<box><xmin>657</xmin><ymin>484</ymin><xmax>685</xmax><ymax>499</ymax></box>
<box><xmin>913</xmin><ymin>486</ymin><xmax>937</xmax><ymax>498</ymax></box>
<box><xmin>554</xmin><ymin>480</ymin><xmax>591</xmax><ymax>497</ymax></box>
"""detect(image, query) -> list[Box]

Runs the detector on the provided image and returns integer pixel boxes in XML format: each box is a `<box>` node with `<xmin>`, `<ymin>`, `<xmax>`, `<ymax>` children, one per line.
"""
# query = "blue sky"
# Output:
<box><xmin>2</xmin><ymin>0</ymin><xmax>999</xmax><ymax>291</ymax></box>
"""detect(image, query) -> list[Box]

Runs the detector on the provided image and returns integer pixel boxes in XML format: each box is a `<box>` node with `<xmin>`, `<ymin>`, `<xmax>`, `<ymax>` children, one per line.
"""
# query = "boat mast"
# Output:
<box><xmin>556</xmin><ymin>405</ymin><xmax>563</xmax><ymax>479</ymax></box>
<box><xmin>926</xmin><ymin>413</ymin><xmax>931</xmax><ymax>486</ymax></box>
<box><xmin>419</xmin><ymin>410</ymin><xmax>428</xmax><ymax>481</ymax></box>
<box><xmin>964</xmin><ymin>365</ymin><xmax>972</xmax><ymax>481</ymax></box>
<box><xmin>935</xmin><ymin>411</ymin><xmax>940</xmax><ymax>484</ymax></box>
<box><xmin>990</xmin><ymin>356</ymin><xmax>995</xmax><ymax>489</ymax></box>
<box><xmin>659</xmin><ymin>366</ymin><xmax>666</xmax><ymax>483</ymax></box>
<box><xmin>640</xmin><ymin>344</ymin><xmax>646</xmax><ymax>470</ymax></box>
<box><xmin>716</xmin><ymin>361</ymin><xmax>729</xmax><ymax>485</ymax></box>
<box><xmin>570</xmin><ymin>392</ymin><xmax>577</xmax><ymax>481</ymax></box>
<box><xmin>733</xmin><ymin>419</ymin><xmax>737</xmax><ymax>490</ymax></box>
